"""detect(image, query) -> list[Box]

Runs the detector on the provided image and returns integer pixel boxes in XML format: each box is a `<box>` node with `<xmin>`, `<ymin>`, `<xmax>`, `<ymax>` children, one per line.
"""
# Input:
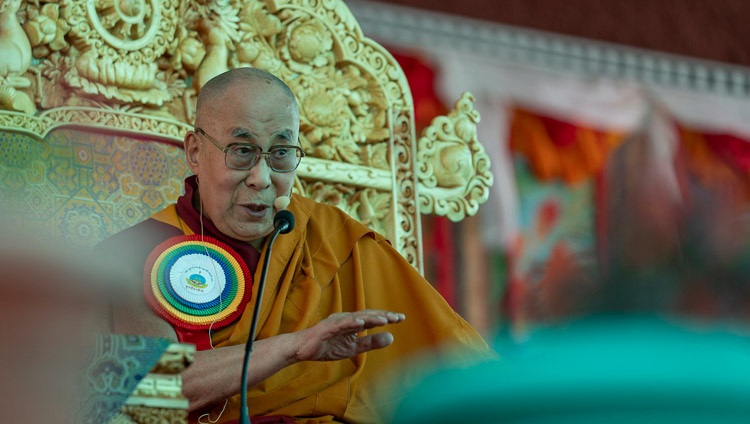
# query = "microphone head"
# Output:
<box><xmin>273</xmin><ymin>196</ymin><xmax>290</xmax><ymax>211</ymax></box>
<box><xmin>273</xmin><ymin>209</ymin><xmax>295</xmax><ymax>234</ymax></box>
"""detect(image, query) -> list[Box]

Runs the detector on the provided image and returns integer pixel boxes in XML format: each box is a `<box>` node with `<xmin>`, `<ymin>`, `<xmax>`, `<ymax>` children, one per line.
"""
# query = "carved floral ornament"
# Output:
<box><xmin>1</xmin><ymin>0</ymin><xmax>492</xmax><ymax>265</ymax></box>
<box><xmin>418</xmin><ymin>93</ymin><xmax>493</xmax><ymax>222</ymax></box>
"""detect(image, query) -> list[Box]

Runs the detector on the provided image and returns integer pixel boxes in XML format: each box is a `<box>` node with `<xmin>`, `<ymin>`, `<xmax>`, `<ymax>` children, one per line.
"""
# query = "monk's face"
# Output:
<box><xmin>186</xmin><ymin>79</ymin><xmax>299</xmax><ymax>248</ymax></box>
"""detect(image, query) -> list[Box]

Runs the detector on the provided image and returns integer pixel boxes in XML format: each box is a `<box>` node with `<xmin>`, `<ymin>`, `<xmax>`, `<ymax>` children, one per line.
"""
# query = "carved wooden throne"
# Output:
<box><xmin>0</xmin><ymin>0</ymin><xmax>493</xmax><ymax>422</ymax></box>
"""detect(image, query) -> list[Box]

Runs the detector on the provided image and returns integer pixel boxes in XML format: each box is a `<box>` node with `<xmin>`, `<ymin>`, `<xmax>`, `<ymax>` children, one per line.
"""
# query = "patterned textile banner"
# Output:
<box><xmin>1</xmin><ymin>129</ymin><xmax>191</xmax><ymax>251</ymax></box>
<box><xmin>505</xmin><ymin>107</ymin><xmax>626</xmax><ymax>332</ymax></box>
<box><xmin>506</xmin><ymin>158</ymin><xmax>597</xmax><ymax>324</ymax></box>
<box><xmin>77</xmin><ymin>334</ymin><xmax>173</xmax><ymax>423</ymax></box>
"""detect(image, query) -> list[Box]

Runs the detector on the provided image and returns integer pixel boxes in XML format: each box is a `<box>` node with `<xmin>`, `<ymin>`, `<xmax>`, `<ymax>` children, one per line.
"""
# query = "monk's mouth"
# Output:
<box><xmin>241</xmin><ymin>204</ymin><xmax>270</xmax><ymax>218</ymax></box>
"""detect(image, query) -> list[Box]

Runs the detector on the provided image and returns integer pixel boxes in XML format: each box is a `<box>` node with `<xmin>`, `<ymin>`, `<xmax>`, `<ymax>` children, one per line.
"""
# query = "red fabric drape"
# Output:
<box><xmin>391</xmin><ymin>52</ymin><xmax>449</xmax><ymax>133</ymax></box>
<box><xmin>678</xmin><ymin>125</ymin><xmax>750</xmax><ymax>200</ymax></box>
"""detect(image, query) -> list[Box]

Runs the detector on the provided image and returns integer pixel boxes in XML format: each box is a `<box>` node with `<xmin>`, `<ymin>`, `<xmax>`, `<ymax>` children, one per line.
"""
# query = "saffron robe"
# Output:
<box><xmin>104</xmin><ymin>192</ymin><xmax>491</xmax><ymax>423</ymax></box>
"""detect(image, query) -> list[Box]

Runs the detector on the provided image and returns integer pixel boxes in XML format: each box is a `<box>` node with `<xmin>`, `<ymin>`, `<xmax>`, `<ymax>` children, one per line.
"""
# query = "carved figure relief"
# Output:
<box><xmin>0</xmin><ymin>0</ymin><xmax>34</xmax><ymax>113</ymax></box>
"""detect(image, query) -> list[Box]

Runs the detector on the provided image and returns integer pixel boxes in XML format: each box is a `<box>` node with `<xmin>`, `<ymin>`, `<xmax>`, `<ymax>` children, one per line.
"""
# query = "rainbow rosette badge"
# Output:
<box><xmin>143</xmin><ymin>235</ymin><xmax>252</xmax><ymax>331</ymax></box>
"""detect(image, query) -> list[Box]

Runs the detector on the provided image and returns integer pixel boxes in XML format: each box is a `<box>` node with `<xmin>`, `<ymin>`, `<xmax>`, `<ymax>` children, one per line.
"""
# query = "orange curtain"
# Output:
<box><xmin>509</xmin><ymin>107</ymin><xmax>625</xmax><ymax>184</ymax></box>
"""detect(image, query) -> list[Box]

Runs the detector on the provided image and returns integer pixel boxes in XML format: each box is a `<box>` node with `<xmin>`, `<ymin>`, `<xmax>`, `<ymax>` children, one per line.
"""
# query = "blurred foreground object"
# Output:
<box><xmin>393</xmin><ymin>125</ymin><xmax>750</xmax><ymax>423</ymax></box>
<box><xmin>0</xmin><ymin>221</ymin><xmax>193</xmax><ymax>423</ymax></box>
<box><xmin>392</xmin><ymin>315</ymin><xmax>750</xmax><ymax>424</ymax></box>
<box><xmin>0</xmin><ymin>233</ymin><xmax>103</xmax><ymax>422</ymax></box>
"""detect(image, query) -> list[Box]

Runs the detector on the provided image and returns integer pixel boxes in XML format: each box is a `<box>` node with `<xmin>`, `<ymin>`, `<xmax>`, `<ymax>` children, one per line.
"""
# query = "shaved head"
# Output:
<box><xmin>195</xmin><ymin>67</ymin><xmax>299</xmax><ymax>128</ymax></box>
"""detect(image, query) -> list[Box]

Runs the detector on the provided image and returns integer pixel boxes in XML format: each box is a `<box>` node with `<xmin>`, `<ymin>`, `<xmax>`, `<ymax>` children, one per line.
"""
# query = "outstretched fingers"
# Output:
<box><xmin>295</xmin><ymin>310</ymin><xmax>406</xmax><ymax>362</ymax></box>
<box><xmin>355</xmin><ymin>331</ymin><xmax>395</xmax><ymax>354</ymax></box>
<box><xmin>324</xmin><ymin>310</ymin><xmax>405</xmax><ymax>334</ymax></box>
<box><xmin>336</xmin><ymin>310</ymin><xmax>404</xmax><ymax>355</ymax></box>
<box><xmin>353</xmin><ymin>310</ymin><xmax>406</xmax><ymax>329</ymax></box>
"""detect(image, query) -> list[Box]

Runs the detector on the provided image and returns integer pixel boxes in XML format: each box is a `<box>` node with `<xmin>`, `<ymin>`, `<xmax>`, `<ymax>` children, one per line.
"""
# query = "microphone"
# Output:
<box><xmin>273</xmin><ymin>210</ymin><xmax>294</xmax><ymax>235</ymax></box>
<box><xmin>239</xmin><ymin>206</ymin><xmax>295</xmax><ymax>424</ymax></box>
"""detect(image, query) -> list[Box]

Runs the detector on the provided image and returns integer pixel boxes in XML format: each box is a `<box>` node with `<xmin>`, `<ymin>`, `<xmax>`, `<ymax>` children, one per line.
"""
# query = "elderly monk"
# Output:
<box><xmin>99</xmin><ymin>67</ymin><xmax>490</xmax><ymax>424</ymax></box>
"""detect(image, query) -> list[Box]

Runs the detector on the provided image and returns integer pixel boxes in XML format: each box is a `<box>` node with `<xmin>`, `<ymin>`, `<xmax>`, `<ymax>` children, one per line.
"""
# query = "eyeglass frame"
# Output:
<box><xmin>194</xmin><ymin>127</ymin><xmax>305</xmax><ymax>173</ymax></box>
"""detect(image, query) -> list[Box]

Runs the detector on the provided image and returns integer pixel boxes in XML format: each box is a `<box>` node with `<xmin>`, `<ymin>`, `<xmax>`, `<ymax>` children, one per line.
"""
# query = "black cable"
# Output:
<box><xmin>239</xmin><ymin>210</ymin><xmax>294</xmax><ymax>424</ymax></box>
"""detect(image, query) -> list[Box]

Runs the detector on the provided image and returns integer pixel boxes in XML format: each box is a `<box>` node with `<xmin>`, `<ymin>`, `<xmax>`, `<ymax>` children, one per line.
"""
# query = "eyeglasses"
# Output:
<box><xmin>195</xmin><ymin>127</ymin><xmax>304</xmax><ymax>173</ymax></box>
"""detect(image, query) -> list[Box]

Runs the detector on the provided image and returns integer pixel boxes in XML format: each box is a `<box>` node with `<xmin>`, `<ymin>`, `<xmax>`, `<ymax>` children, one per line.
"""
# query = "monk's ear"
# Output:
<box><xmin>184</xmin><ymin>131</ymin><xmax>201</xmax><ymax>173</ymax></box>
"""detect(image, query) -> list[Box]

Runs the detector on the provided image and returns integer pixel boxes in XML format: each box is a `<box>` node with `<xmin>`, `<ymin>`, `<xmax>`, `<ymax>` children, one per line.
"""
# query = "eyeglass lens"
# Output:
<box><xmin>225</xmin><ymin>145</ymin><xmax>301</xmax><ymax>171</ymax></box>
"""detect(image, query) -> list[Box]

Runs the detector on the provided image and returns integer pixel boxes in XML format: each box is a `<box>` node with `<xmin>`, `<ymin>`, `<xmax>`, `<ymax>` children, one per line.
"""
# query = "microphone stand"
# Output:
<box><xmin>239</xmin><ymin>210</ymin><xmax>294</xmax><ymax>424</ymax></box>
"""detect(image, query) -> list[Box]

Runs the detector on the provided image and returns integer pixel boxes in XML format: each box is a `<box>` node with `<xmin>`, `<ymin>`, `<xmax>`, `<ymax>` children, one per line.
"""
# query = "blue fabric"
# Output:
<box><xmin>76</xmin><ymin>334</ymin><xmax>172</xmax><ymax>423</ymax></box>
<box><xmin>392</xmin><ymin>315</ymin><xmax>750</xmax><ymax>424</ymax></box>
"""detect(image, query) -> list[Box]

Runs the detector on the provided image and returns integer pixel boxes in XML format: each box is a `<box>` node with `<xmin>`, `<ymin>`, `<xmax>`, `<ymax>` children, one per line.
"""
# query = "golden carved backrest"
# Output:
<box><xmin>0</xmin><ymin>0</ymin><xmax>492</xmax><ymax>273</ymax></box>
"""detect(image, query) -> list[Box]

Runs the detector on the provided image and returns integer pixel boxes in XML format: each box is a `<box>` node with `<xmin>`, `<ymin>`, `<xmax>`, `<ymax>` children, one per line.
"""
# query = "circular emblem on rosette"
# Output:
<box><xmin>143</xmin><ymin>235</ymin><xmax>252</xmax><ymax>331</ymax></box>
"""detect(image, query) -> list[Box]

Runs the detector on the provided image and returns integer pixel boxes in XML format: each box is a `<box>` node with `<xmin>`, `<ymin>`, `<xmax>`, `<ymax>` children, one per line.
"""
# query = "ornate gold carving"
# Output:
<box><xmin>1</xmin><ymin>0</ymin><xmax>494</xmax><ymax>272</ymax></box>
<box><xmin>0</xmin><ymin>0</ymin><xmax>31</xmax><ymax>76</ymax></box>
<box><xmin>63</xmin><ymin>0</ymin><xmax>181</xmax><ymax>104</ymax></box>
<box><xmin>0</xmin><ymin>110</ymin><xmax>47</xmax><ymax>136</ymax></box>
<box><xmin>296</xmin><ymin>157</ymin><xmax>391</xmax><ymax>190</ymax></box>
<box><xmin>0</xmin><ymin>107</ymin><xmax>188</xmax><ymax>141</ymax></box>
<box><xmin>120</xmin><ymin>343</ymin><xmax>194</xmax><ymax>423</ymax></box>
<box><xmin>0</xmin><ymin>0</ymin><xmax>35</xmax><ymax>114</ymax></box>
<box><xmin>149</xmin><ymin>342</ymin><xmax>195</xmax><ymax>375</ymax></box>
<box><xmin>127</xmin><ymin>375</ymin><xmax>186</xmax><ymax>404</ymax></box>
<box><xmin>117</xmin><ymin>405</ymin><xmax>188</xmax><ymax>424</ymax></box>
<box><xmin>302</xmin><ymin>180</ymin><xmax>392</xmax><ymax>238</ymax></box>
<box><xmin>417</xmin><ymin>93</ymin><xmax>494</xmax><ymax>222</ymax></box>
<box><xmin>392</xmin><ymin>105</ymin><xmax>422</xmax><ymax>271</ymax></box>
